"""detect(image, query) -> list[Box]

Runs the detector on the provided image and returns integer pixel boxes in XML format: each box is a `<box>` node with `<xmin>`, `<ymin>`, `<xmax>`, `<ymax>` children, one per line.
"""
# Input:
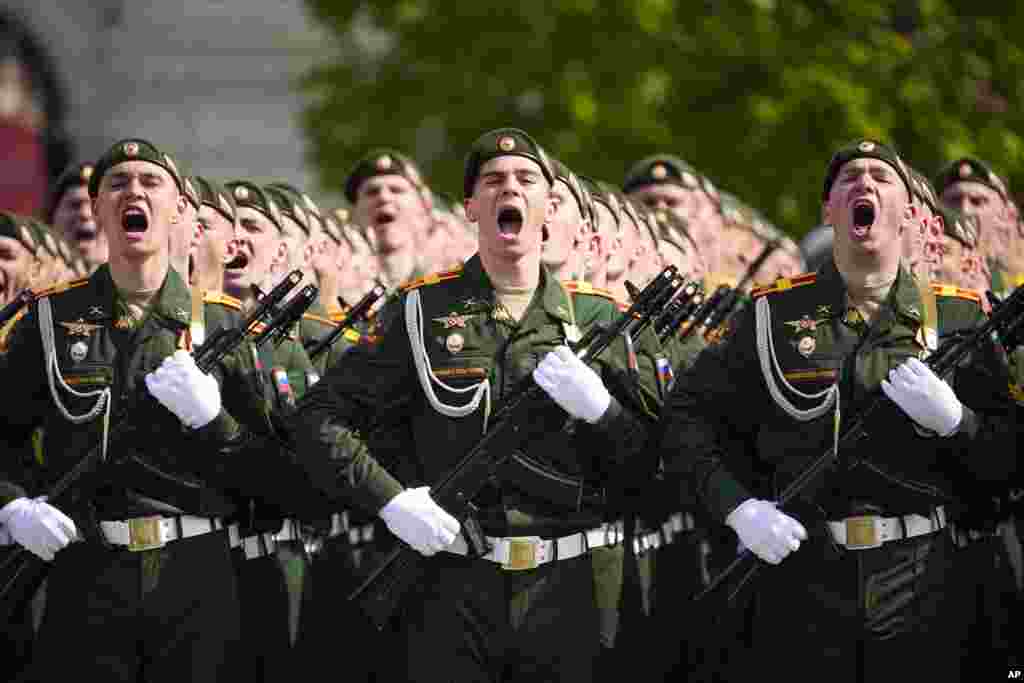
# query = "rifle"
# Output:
<box><xmin>305</xmin><ymin>282</ymin><xmax>387</xmax><ymax>362</ymax></box>
<box><xmin>654</xmin><ymin>281</ymin><xmax>703</xmax><ymax>343</ymax></box>
<box><xmin>695</xmin><ymin>283</ymin><xmax>1024</xmax><ymax>604</ymax></box>
<box><xmin>0</xmin><ymin>270</ymin><xmax>305</xmax><ymax>622</ymax></box>
<box><xmin>1</xmin><ymin>290</ymin><xmax>34</xmax><ymax>327</ymax></box>
<box><xmin>349</xmin><ymin>266</ymin><xmax>685</xmax><ymax>630</ymax></box>
<box><xmin>251</xmin><ymin>283</ymin><xmax>319</xmax><ymax>349</ymax></box>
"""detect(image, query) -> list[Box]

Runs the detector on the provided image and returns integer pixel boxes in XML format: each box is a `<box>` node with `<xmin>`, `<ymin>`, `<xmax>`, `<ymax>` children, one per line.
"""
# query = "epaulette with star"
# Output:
<box><xmin>561</xmin><ymin>280</ymin><xmax>618</xmax><ymax>302</ymax></box>
<box><xmin>930</xmin><ymin>283</ymin><xmax>982</xmax><ymax>305</ymax></box>
<box><xmin>31</xmin><ymin>276</ymin><xmax>89</xmax><ymax>299</ymax></box>
<box><xmin>203</xmin><ymin>291</ymin><xmax>243</xmax><ymax>310</ymax></box>
<box><xmin>400</xmin><ymin>266</ymin><xmax>464</xmax><ymax>292</ymax></box>
<box><xmin>751</xmin><ymin>272</ymin><xmax>817</xmax><ymax>299</ymax></box>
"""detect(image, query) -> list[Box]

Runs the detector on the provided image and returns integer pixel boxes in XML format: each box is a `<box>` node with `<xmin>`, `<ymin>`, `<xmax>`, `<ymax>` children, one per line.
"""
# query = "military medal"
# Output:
<box><xmin>69</xmin><ymin>340</ymin><xmax>89</xmax><ymax>362</ymax></box>
<box><xmin>797</xmin><ymin>336</ymin><xmax>816</xmax><ymax>357</ymax></box>
<box><xmin>445</xmin><ymin>333</ymin><xmax>464</xmax><ymax>354</ymax></box>
<box><xmin>433</xmin><ymin>313</ymin><xmax>472</xmax><ymax>329</ymax></box>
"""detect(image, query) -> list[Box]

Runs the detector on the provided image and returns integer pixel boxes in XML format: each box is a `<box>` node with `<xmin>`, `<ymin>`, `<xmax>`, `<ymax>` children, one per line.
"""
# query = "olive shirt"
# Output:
<box><xmin>300</xmin><ymin>298</ymin><xmax>358</xmax><ymax>376</ymax></box>
<box><xmin>660</xmin><ymin>258</ymin><xmax>1015</xmax><ymax>525</ymax></box>
<box><xmin>0</xmin><ymin>265</ymin><xmax>313</xmax><ymax>519</ymax></box>
<box><xmin>293</xmin><ymin>255</ymin><xmax>660</xmax><ymax>536</ymax></box>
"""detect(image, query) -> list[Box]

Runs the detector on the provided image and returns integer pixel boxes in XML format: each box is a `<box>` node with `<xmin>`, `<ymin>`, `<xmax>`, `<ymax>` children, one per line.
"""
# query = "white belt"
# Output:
<box><xmin>239</xmin><ymin>532</ymin><xmax>277</xmax><ymax>560</ymax></box>
<box><xmin>827</xmin><ymin>507</ymin><xmax>946</xmax><ymax>550</ymax></box>
<box><xmin>447</xmin><ymin>530</ymin><xmax>609</xmax><ymax>571</ymax></box>
<box><xmin>99</xmin><ymin>515</ymin><xmax>229</xmax><ymax>552</ymax></box>
<box><xmin>274</xmin><ymin>518</ymin><xmax>301</xmax><ymax>542</ymax></box>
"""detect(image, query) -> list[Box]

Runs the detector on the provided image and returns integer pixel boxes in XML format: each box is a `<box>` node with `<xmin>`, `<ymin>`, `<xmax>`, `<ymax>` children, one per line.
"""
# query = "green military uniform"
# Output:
<box><xmin>293</xmin><ymin>248</ymin><xmax>661</xmax><ymax>680</ymax></box>
<box><xmin>0</xmin><ymin>258</ymin><xmax>319</xmax><ymax>682</ymax></box>
<box><xmin>660</xmin><ymin>254</ymin><xmax>1015</xmax><ymax>681</ymax></box>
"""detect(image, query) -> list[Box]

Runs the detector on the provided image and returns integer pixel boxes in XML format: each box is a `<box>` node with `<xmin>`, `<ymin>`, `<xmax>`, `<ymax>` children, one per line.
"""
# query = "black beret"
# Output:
<box><xmin>344</xmin><ymin>149</ymin><xmax>426</xmax><ymax>203</ymax></box>
<box><xmin>463</xmin><ymin>128</ymin><xmax>554</xmax><ymax>199</ymax></box>
<box><xmin>191</xmin><ymin>176</ymin><xmax>237</xmax><ymax>225</ymax></box>
<box><xmin>47</xmin><ymin>162</ymin><xmax>94</xmax><ymax>222</ymax></box>
<box><xmin>224</xmin><ymin>180</ymin><xmax>284</xmax><ymax>233</ymax></box>
<box><xmin>623</xmin><ymin>154</ymin><xmax>701</xmax><ymax>194</ymax></box>
<box><xmin>934</xmin><ymin>157</ymin><xmax>1008</xmax><ymax>201</ymax></box>
<box><xmin>822</xmin><ymin>139</ymin><xmax>913</xmax><ymax>201</ymax></box>
<box><xmin>88</xmin><ymin>138</ymin><xmax>185</xmax><ymax>198</ymax></box>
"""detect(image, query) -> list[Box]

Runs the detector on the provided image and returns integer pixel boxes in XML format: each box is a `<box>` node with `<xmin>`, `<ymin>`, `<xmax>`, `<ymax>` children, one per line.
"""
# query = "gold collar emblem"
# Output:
<box><xmin>59</xmin><ymin>318</ymin><xmax>103</xmax><ymax>337</ymax></box>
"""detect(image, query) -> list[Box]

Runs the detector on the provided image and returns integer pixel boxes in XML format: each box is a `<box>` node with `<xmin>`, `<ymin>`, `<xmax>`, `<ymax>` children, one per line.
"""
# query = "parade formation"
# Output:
<box><xmin>0</xmin><ymin>125</ymin><xmax>1022</xmax><ymax>682</ymax></box>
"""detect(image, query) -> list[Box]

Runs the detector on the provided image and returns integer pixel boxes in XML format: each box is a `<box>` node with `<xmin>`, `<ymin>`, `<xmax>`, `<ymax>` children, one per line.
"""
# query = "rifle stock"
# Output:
<box><xmin>348</xmin><ymin>266</ymin><xmax>685</xmax><ymax>629</ymax></box>
<box><xmin>0</xmin><ymin>272</ymin><xmax>305</xmax><ymax>622</ymax></box>
<box><xmin>695</xmin><ymin>283</ymin><xmax>1024</xmax><ymax>604</ymax></box>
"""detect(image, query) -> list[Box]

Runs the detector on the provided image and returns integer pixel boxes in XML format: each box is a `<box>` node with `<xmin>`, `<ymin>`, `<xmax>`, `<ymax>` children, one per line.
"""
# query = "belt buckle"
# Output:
<box><xmin>504</xmin><ymin>537</ymin><xmax>540</xmax><ymax>571</ymax></box>
<box><xmin>128</xmin><ymin>516</ymin><xmax>165</xmax><ymax>552</ymax></box>
<box><xmin>844</xmin><ymin>515</ymin><xmax>882</xmax><ymax>550</ymax></box>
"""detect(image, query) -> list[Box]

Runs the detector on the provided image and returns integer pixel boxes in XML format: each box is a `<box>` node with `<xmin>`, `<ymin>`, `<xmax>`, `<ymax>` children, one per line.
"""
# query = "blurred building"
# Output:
<box><xmin>2</xmin><ymin>1</ymin><xmax>336</xmax><ymax>207</ymax></box>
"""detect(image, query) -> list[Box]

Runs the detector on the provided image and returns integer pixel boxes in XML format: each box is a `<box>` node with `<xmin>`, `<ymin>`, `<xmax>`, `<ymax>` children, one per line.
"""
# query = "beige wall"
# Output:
<box><xmin>6</xmin><ymin>0</ymin><xmax>337</xmax><ymax>196</ymax></box>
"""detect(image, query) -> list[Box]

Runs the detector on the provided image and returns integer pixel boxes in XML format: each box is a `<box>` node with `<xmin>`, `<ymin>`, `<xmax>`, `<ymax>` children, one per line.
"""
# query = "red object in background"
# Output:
<box><xmin>0</xmin><ymin>121</ymin><xmax>47</xmax><ymax>218</ymax></box>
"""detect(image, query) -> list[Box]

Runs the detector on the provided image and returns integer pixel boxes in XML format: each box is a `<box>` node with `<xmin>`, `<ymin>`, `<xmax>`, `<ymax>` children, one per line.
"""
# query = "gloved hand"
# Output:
<box><xmin>145</xmin><ymin>350</ymin><xmax>221</xmax><ymax>429</ymax></box>
<box><xmin>726</xmin><ymin>498</ymin><xmax>807</xmax><ymax>565</ymax></box>
<box><xmin>532</xmin><ymin>346</ymin><xmax>611</xmax><ymax>424</ymax></box>
<box><xmin>0</xmin><ymin>497</ymin><xmax>78</xmax><ymax>561</ymax></box>
<box><xmin>378</xmin><ymin>487</ymin><xmax>460</xmax><ymax>556</ymax></box>
<box><xmin>881</xmin><ymin>357</ymin><xmax>962</xmax><ymax>436</ymax></box>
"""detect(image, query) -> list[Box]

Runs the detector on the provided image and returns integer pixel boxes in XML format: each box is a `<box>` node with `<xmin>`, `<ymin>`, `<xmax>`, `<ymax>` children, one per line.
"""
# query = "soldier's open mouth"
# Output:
<box><xmin>541</xmin><ymin>224</ymin><xmax>550</xmax><ymax>243</ymax></box>
<box><xmin>225</xmin><ymin>252</ymin><xmax>248</xmax><ymax>270</ymax></box>
<box><xmin>74</xmin><ymin>225</ymin><xmax>97</xmax><ymax>241</ymax></box>
<box><xmin>122</xmin><ymin>208</ymin><xmax>148</xmax><ymax>232</ymax></box>
<box><xmin>852</xmin><ymin>200</ymin><xmax>875</xmax><ymax>238</ymax></box>
<box><xmin>498</xmin><ymin>207</ymin><xmax>523</xmax><ymax>235</ymax></box>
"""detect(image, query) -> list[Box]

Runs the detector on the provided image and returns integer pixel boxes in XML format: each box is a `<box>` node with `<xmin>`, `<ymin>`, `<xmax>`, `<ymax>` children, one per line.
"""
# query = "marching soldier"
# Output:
<box><xmin>293</xmin><ymin>128</ymin><xmax>665</xmax><ymax>681</ymax></box>
<box><xmin>0</xmin><ymin>138</ymin><xmax>319</xmax><ymax>682</ymax></box>
<box><xmin>660</xmin><ymin>140</ymin><xmax>1016</xmax><ymax>681</ymax></box>
<box><xmin>47</xmin><ymin>162</ymin><xmax>107</xmax><ymax>273</ymax></box>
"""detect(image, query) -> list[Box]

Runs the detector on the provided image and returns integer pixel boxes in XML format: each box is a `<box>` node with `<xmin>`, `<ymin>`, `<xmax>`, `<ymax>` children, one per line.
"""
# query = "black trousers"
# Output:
<box><xmin>400</xmin><ymin>553</ymin><xmax>599</xmax><ymax>683</ymax></box>
<box><xmin>24</xmin><ymin>530</ymin><xmax>239</xmax><ymax>683</ymax></box>
<box><xmin>229</xmin><ymin>550</ymin><xmax>292</xmax><ymax>682</ymax></box>
<box><xmin>728</xmin><ymin>530</ymin><xmax>973</xmax><ymax>683</ymax></box>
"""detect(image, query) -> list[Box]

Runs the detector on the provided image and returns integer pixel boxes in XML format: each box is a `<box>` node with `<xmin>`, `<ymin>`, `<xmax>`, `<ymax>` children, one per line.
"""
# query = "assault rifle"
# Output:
<box><xmin>696</xmin><ymin>283</ymin><xmax>1024</xmax><ymax>604</ymax></box>
<box><xmin>305</xmin><ymin>281</ymin><xmax>387</xmax><ymax>362</ymax></box>
<box><xmin>252</xmin><ymin>283</ymin><xmax>319</xmax><ymax>349</ymax></box>
<box><xmin>0</xmin><ymin>270</ymin><xmax>306</xmax><ymax>622</ymax></box>
<box><xmin>349</xmin><ymin>266</ymin><xmax>685</xmax><ymax>630</ymax></box>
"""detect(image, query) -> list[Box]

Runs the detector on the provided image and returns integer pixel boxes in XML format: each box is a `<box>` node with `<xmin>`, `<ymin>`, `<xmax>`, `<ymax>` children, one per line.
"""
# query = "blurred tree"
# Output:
<box><xmin>300</xmin><ymin>0</ymin><xmax>1024</xmax><ymax>237</ymax></box>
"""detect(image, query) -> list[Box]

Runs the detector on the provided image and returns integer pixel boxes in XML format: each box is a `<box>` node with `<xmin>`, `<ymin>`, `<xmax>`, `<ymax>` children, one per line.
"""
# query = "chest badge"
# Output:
<box><xmin>69</xmin><ymin>340</ymin><xmax>89</xmax><ymax>362</ymax></box>
<box><xmin>87</xmin><ymin>306</ymin><xmax>104</xmax><ymax>319</ymax></box>
<box><xmin>59</xmin><ymin>318</ymin><xmax>102</xmax><ymax>338</ymax></box>
<box><xmin>445</xmin><ymin>332</ymin><xmax>465</xmax><ymax>354</ymax></box>
<box><xmin>433</xmin><ymin>313</ymin><xmax>473</xmax><ymax>329</ymax></box>
<box><xmin>797</xmin><ymin>336</ymin><xmax>816</xmax><ymax>357</ymax></box>
<box><xmin>784</xmin><ymin>315</ymin><xmax>821</xmax><ymax>334</ymax></box>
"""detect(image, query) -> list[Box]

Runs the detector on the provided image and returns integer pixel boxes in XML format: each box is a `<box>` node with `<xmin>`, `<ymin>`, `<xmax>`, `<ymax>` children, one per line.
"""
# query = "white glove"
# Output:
<box><xmin>378</xmin><ymin>487</ymin><xmax>460</xmax><ymax>556</ymax></box>
<box><xmin>144</xmin><ymin>349</ymin><xmax>221</xmax><ymax>429</ymax></box>
<box><xmin>726</xmin><ymin>498</ymin><xmax>807</xmax><ymax>565</ymax></box>
<box><xmin>0</xmin><ymin>497</ymin><xmax>78</xmax><ymax>561</ymax></box>
<box><xmin>532</xmin><ymin>345</ymin><xmax>611</xmax><ymax>424</ymax></box>
<box><xmin>881</xmin><ymin>357</ymin><xmax>962</xmax><ymax>437</ymax></box>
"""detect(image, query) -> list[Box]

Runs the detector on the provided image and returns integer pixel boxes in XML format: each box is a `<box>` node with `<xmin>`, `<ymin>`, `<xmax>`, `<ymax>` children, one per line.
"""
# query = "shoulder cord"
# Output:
<box><xmin>38</xmin><ymin>296</ymin><xmax>112</xmax><ymax>461</ymax></box>
<box><xmin>405</xmin><ymin>289</ymin><xmax>491</xmax><ymax>433</ymax></box>
<box><xmin>755</xmin><ymin>295</ymin><xmax>837</xmax><ymax>422</ymax></box>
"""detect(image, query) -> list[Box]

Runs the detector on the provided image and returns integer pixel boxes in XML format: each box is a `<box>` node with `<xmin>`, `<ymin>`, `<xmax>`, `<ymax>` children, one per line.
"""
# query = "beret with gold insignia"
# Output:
<box><xmin>551</xmin><ymin>158</ymin><xmax>591</xmax><ymax>224</ymax></box>
<box><xmin>266</xmin><ymin>182</ymin><xmax>324</xmax><ymax>233</ymax></box>
<box><xmin>88</xmin><ymin>138</ymin><xmax>185</xmax><ymax>198</ymax></box>
<box><xmin>47</xmin><ymin>162</ymin><xmax>95</xmax><ymax>222</ymax></box>
<box><xmin>264</xmin><ymin>185</ymin><xmax>310</xmax><ymax>237</ymax></box>
<box><xmin>191</xmin><ymin>176</ymin><xmax>237</xmax><ymax>225</ymax></box>
<box><xmin>934</xmin><ymin>156</ymin><xmax>1008</xmax><ymax>201</ymax></box>
<box><xmin>464</xmin><ymin>127</ymin><xmax>555</xmax><ymax>199</ymax></box>
<box><xmin>935</xmin><ymin>204</ymin><xmax>977</xmax><ymax>248</ymax></box>
<box><xmin>344</xmin><ymin>149</ymin><xmax>426</xmax><ymax>203</ymax></box>
<box><xmin>224</xmin><ymin>180</ymin><xmax>284</xmax><ymax>233</ymax></box>
<box><xmin>0</xmin><ymin>211</ymin><xmax>41</xmax><ymax>255</ymax></box>
<box><xmin>822</xmin><ymin>139</ymin><xmax>913</xmax><ymax>201</ymax></box>
<box><xmin>623</xmin><ymin>154</ymin><xmax>700</xmax><ymax>194</ymax></box>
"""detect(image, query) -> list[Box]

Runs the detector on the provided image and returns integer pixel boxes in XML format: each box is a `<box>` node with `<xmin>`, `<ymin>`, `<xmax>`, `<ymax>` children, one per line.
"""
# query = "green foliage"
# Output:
<box><xmin>300</xmin><ymin>0</ymin><xmax>1024</xmax><ymax>237</ymax></box>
